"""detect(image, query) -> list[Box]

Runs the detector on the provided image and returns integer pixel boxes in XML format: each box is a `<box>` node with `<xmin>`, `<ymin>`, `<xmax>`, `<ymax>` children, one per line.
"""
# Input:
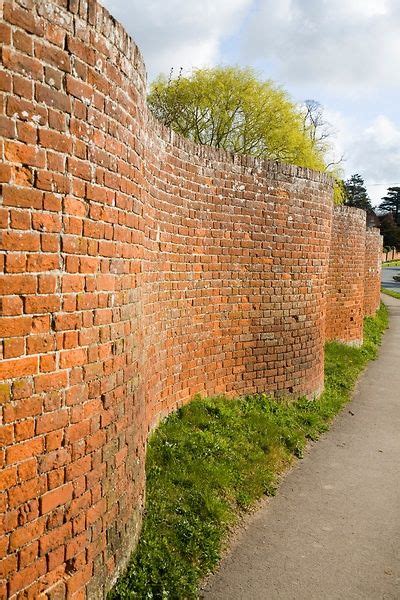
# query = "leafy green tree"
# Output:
<box><xmin>378</xmin><ymin>187</ymin><xmax>400</xmax><ymax>225</ymax></box>
<box><xmin>343</xmin><ymin>174</ymin><xmax>373</xmax><ymax>211</ymax></box>
<box><xmin>148</xmin><ymin>67</ymin><xmax>326</xmax><ymax>170</ymax></box>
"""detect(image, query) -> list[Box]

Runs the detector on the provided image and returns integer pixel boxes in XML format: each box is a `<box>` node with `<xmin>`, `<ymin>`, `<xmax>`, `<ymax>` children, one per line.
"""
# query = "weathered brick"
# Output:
<box><xmin>4</xmin><ymin>141</ymin><xmax>45</xmax><ymax>168</ymax></box>
<box><xmin>0</xmin><ymin>356</ymin><xmax>38</xmax><ymax>380</ymax></box>
<box><xmin>40</xmin><ymin>483</ymin><xmax>73</xmax><ymax>514</ymax></box>
<box><xmin>34</xmin><ymin>371</ymin><xmax>68</xmax><ymax>393</ymax></box>
<box><xmin>6</xmin><ymin>437</ymin><xmax>43</xmax><ymax>465</ymax></box>
<box><xmin>36</xmin><ymin>410</ymin><xmax>69</xmax><ymax>435</ymax></box>
<box><xmin>24</xmin><ymin>295</ymin><xmax>61</xmax><ymax>314</ymax></box>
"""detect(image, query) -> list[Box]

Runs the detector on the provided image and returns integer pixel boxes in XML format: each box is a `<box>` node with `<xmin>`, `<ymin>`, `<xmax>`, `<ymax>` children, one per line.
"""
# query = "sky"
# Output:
<box><xmin>103</xmin><ymin>0</ymin><xmax>400</xmax><ymax>205</ymax></box>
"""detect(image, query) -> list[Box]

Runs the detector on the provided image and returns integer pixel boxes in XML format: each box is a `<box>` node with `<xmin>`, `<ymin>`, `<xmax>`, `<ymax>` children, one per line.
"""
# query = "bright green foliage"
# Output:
<box><xmin>148</xmin><ymin>67</ymin><xmax>326</xmax><ymax>171</ymax></box>
<box><xmin>333</xmin><ymin>178</ymin><xmax>346</xmax><ymax>205</ymax></box>
<box><xmin>109</xmin><ymin>305</ymin><xmax>388</xmax><ymax>600</ymax></box>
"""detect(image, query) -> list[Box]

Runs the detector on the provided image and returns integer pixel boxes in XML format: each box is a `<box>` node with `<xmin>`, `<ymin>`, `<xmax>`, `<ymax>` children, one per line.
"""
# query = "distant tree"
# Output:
<box><xmin>378</xmin><ymin>213</ymin><xmax>400</xmax><ymax>249</ymax></box>
<box><xmin>302</xmin><ymin>100</ymin><xmax>330</xmax><ymax>151</ymax></box>
<box><xmin>343</xmin><ymin>174</ymin><xmax>373</xmax><ymax>211</ymax></box>
<box><xmin>148</xmin><ymin>67</ymin><xmax>326</xmax><ymax>170</ymax></box>
<box><xmin>378</xmin><ymin>187</ymin><xmax>400</xmax><ymax>225</ymax></box>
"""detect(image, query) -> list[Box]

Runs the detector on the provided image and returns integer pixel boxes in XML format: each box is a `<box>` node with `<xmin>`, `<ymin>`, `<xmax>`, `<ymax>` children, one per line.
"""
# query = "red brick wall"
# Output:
<box><xmin>143</xmin><ymin>120</ymin><xmax>334</xmax><ymax>425</ymax></box>
<box><xmin>365</xmin><ymin>228</ymin><xmax>383</xmax><ymax>316</ymax></box>
<box><xmin>325</xmin><ymin>206</ymin><xmax>367</xmax><ymax>345</ymax></box>
<box><xmin>0</xmin><ymin>1</ymin><xmax>382</xmax><ymax>598</ymax></box>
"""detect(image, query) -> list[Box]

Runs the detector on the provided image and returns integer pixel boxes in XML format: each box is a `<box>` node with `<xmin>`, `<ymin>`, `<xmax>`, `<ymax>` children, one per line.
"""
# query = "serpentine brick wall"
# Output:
<box><xmin>365</xmin><ymin>228</ymin><xmax>383</xmax><ymax>317</ymax></box>
<box><xmin>0</xmin><ymin>1</ymin><xmax>382</xmax><ymax>597</ymax></box>
<box><xmin>325</xmin><ymin>206</ymin><xmax>367</xmax><ymax>346</ymax></box>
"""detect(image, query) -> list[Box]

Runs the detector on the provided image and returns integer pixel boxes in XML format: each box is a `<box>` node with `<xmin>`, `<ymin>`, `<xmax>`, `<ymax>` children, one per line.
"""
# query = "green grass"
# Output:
<box><xmin>382</xmin><ymin>287</ymin><xmax>400</xmax><ymax>300</ymax></box>
<box><xmin>383</xmin><ymin>260</ymin><xmax>400</xmax><ymax>266</ymax></box>
<box><xmin>109</xmin><ymin>304</ymin><xmax>388</xmax><ymax>600</ymax></box>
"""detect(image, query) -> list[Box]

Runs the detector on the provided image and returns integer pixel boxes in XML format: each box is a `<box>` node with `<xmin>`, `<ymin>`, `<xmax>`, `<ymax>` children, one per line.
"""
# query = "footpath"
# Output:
<box><xmin>203</xmin><ymin>295</ymin><xmax>400</xmax><ymax>599</ymax></box>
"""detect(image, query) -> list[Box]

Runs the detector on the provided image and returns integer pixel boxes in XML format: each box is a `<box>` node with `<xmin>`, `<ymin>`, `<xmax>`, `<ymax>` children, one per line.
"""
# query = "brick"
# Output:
<box><xmin>35</xmin><ymin>41</ymin><xmax>70</xmax><ymax>72</ymax></box>
<box><xmin>2</xmin><ymin>231</ymin><xmax>40</xmax><ymax>252</ymax></box>
<box><xmin>8</xmin><ymin>478</ymin><xmax>40</xmax><ymax>509</ymax></box>
<box><xmin>36</xmin><ymin>410</ymin><xmax>69</xmax><ymax>435</ymax></box>
<box><xmin>0</xmin><ymin>296</ymin><xmax>24</xmax><ymax>317</ymax></box>
<box><xmin>27</xmin><ymin>334</ymin><xmax>55</xmax><ymax>355</ymax></box>
<box><xmin>24</xmin><ymin>295</ymin><xmax>61</xmax><ymax>314</ymax></box>
<box><xmin>10</xmin><ymin>208</ymin><xmax>31</xmax><ymax>229</ymax></box>
<box><xmin>8</xmin><ymin>558</ymin><xmax>46</xmax><ymax>595</ymax></box>
<box><xmin>11</xmin><ymin>379</ymin><xmax>33</xmax><ymax>401</ymax></box>
<box><xmin>3</xmin><ymin>396</ymin><xmax>42</xmax><ymax>423</ymax></box>
<box><xmin>0</xmin><ymin>555</ymin><xmax>17</xmax><ymax>580</ymax></box>
<box><xmin>0</xmin><ymin>274</ymin><xmax>36</xmax><ymax>295</ymax></box>
<box><xmin>34</xmin><ymin>371</ymin><xmax>68</xmax><ymax>393</ymax></box>
<box><xmin>0</xmin><ymin>466</ymin><xmax>17</xmax><ymax>491</ymax></box>
<box><xmin>18</xmin><ymin>457</ymin><xmax>38</xmax><ymax>482</ymax></box>
<box><xmin>35</xmin><ymin>83</ymin><xmax>71</xmax><ymax>113</ymax></box>
<box><xmin>2</xmin><ymin>47</ymin><xmax>43</xmax><ymax>81</ymax></box>
<box><xmin>27</xmin><ymin>253</ymin><xmax>60</xmax><ymax>272</ymax></box>
<box><xmin>3</xmin><ymin>338</ymin><xmax>25</xmax><ymax>359</ymax></box>
<box><xmin>0</xmin><ymin>356</ymin><xmax>38</xmax><ymax>380</ymax></box>
<box><xmin>38</xmin><ymin>129</ymin><xmax>72</xmax><ymax>153</ymax></box>
<box><xmin>3</xmin><ymin>4</ymin><xmax>44</xmax><ymax>36</ymax></box>
<box><xmin>4</xmin><ymin>141</ymin><xmax>45</xmax><ymax>168</ymax></box>
<box><xmin>2</xmin><ymin>186</ymin><xmax>43</xmax><ymax>209</ymax></box>
<box><xmin>40</xmin><ymin>483</ymin><xmax>73</xmax><ymax>514</ymax></box>
<box><xmin>59</xmin><ymin>348</ymin><xmax>87</xmax><ymax>369</ymax></box>
<box><xmin>0</xmin><ymin>425</ymin><xmax>14</xmax><ymax>446</ymax></box>
<box><xmin>15</xmin><ymin>420</ymin><xmax>35</xmax><ymax>442</ymax></box>
<box><xmin>32</xmin><ymin>212</ymin><xmax>62</xmax><ymax>233</ymax></box>
<box><xmin>4</xmin><ymin>253</ymin><xmax>27</xmax><ymax>273</ymax></box>
<box><xmin>6</xmin><ymin>437</ymin><xmax>43</xmax><ymax>465</ymax></box>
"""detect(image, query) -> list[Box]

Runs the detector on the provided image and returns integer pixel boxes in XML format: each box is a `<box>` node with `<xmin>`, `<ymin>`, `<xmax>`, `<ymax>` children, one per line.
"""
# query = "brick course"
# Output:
<box><xmin>0</xmin><ymin>0</ymin><xmax>382</xmax><ymax>598</ymax></box>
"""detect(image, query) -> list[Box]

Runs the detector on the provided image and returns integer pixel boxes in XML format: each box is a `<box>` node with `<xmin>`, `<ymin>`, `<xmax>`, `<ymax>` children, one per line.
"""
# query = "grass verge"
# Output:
<box><xmin>382</xmin><ymin>260</ymin><xmax>400</xmax><ymax>267</ymax></box>
<box><xmin>109</xmin><ymin>303</ymin><xmax>388</xmax><ymax>599</ymax></box>
<box><xmin>382</xmin><ymin>287</ymin><xmax>400</xmax><ymax>300</ymax></box>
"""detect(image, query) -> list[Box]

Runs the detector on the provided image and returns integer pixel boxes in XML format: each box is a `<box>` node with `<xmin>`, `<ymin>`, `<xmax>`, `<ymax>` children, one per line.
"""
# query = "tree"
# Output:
<box><xmin>302</xmin><ymin>100</ymin><xmax>330</xmax><ymax>155</ymax></box>
<box><xmin>301</xmin><ymin>99</ymin><xmax>344</xmax><ymax>170</ymax></box>
<box><xmin>378</xmin><ymin>187</ymin><xmax>400</xmax><ymax>225</ymax></box>
<box><xmin>378</xmin><ymin>213</ymin><xmax>400</xmax><ymax>249</ymax></box>
<box><xmin>343</xmin><ymin>174</ymin><xmax>373</xmax><ymax>211</ymax></box>
<box><xmin>148</xmin><ymin>67</ymin><xmax>326</xmax><ymax>170</ymax></box>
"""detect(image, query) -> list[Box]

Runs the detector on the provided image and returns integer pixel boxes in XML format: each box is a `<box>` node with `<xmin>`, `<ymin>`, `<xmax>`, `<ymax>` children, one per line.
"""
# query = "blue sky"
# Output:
<box><xmin>103</xmin><ymin>0</ymin><xmax>400</xmax><ymax>205</ymax></box>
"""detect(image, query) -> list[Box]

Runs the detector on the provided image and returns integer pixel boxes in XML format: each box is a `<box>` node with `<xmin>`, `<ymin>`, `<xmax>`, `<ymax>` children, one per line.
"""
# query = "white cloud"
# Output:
<box><xmin>102</xmin><ymin>0</ymin><xmax>252</xmax><ymax>80</ymax></box>
<box><xmin>242</xmin><ymin>0</ymin><xmax>400</xmax><ymax>93</ymax></box>
<box><xmin>325</xmin><ymin>111</ymin><xmax>400</xmax><ymax>204</ymax></box>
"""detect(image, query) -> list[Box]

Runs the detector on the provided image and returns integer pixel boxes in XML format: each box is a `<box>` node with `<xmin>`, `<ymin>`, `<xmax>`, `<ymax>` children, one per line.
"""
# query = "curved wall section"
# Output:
<box><xmin>143</xmin><ymin>123</ymin><xmax>333</xmax><ymax>424</ymax></box>
<box><xmin>0</xmin><ymin>1</ymin><xmax>381</xmax><ymax>598</ymax></box>
<box><xmin>364</xmin><ymin>228</ymin><xmax>383</xmax><ymax>317</ymax></box>
<box><xmin>325</xmin><ymin>206</ymin><xmax>367</xmax><ymax>345</ymax></box>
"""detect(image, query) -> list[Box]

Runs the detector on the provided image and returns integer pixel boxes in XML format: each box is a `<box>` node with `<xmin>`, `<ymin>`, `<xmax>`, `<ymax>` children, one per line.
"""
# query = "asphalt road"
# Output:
<box><xmin>202</xmin><ymin>294</ymin><xmax>400</xmax><ymax>600</ymax></box>
<box><xmin>382</xmin><ymin>266</ymin><xmax>400</xmax><ymax>292</ymax></box>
